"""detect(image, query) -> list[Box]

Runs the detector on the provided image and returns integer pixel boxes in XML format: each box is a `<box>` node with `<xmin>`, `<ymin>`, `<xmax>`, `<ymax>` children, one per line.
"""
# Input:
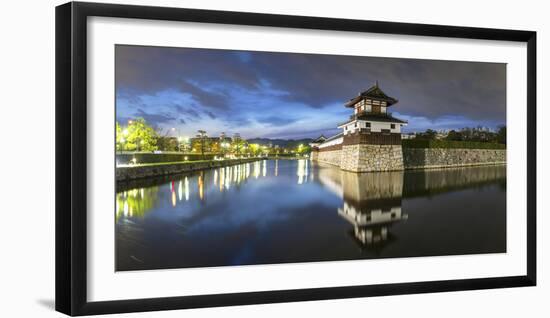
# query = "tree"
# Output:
<box><xmin>231</xmin><ymin>134</ymin><xmax>245</xmax><ymax>156</ymax></box>
<box><xmin>125</xmin><ymin>118</ymin><xmax>158</xmax><ymax>152</ymax></box>
<box><xmin>197</xmin><ymin>130</ymin><xmax>207</xmax><ymax>159</ymax></box>
<box><xmin>249</xmin><ymin>143</ymin><xmax>261</xmax><ymax>157</ymax></box>
<box><xmin>417</xmin><ymin>129</ymin><xmax>437</xmax><ymax>140</ymax></box>
<box><xmin>446</xmin><ymin>130</ymin><xmax>463</xmax><ymax>141</ymax></box>
<box><xmin>115</xmin><ymin>122</ymin><xmax>124</xmax><ymax>152</ymax></box>
<box><xmin>496</xmin><ymin>125</ymin><xmax>506</xmax><ymax>144</ymax></box>
<box><xmin>156</xmin><ymin>136</ymin><xmax>178</xmax><ymax>151</ymax></box>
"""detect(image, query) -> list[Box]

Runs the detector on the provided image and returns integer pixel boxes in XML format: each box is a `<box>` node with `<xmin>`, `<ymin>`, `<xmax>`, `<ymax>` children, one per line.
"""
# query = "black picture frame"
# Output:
<box><xmin>55</xmin><ymin>1</ymin><xmax>537</xmax><ymax>316</ymax></box>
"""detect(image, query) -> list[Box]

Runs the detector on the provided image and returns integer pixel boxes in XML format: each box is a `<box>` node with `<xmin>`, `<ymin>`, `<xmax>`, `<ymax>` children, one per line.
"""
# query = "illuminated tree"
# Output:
<box><xmin>231</xmin><ymin>135</ymin><xmax>245</xmax><ymax>156</ymax></box>
<box><xmin>249</xmin><ymin>143</ymin><xmax>261</xmax><ymax>157</ymax></box>
<box><xmin>115</xmin><ymin>121</ymin><xmax>124</xmax><ymax>152</ymax></box>
<box><xmin>124</xmin><ymin>118</ymin><xmax>158</xmax><ymax>152</ymax></box>
<box><xmin>296</xmin><ymin>144</ymin><xmax>311</xmax><ymax>156</ymax></box>
<box><xmin>194</xmin><ymin>130</ymin><xmax>210</xmax><ymax>159</ymax></box>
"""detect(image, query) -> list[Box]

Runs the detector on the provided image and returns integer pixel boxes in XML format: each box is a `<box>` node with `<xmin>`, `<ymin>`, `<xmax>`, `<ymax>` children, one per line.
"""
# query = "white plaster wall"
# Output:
<box><xmin>342</xmin><ymin>120</ymin><xmax>404</xmax><ymax>134</ymax></box>
<box><xmin>318</xmin><ymin>136</ymin><xmax>343</xmax><ymax>148</ymax></box>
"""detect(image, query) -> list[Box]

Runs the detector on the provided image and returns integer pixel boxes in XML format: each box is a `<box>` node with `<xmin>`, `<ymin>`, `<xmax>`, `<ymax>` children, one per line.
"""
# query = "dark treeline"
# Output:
<box><xmin>415</xmin><ymin>126</ymin><xmax>506</xmax><ymax>144</ymax></box>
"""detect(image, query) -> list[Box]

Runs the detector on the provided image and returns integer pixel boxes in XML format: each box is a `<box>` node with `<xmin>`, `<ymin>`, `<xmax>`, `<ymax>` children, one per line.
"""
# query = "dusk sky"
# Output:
<box><xmin>115</xmin><ymin>45</ymin><xmax>506</xmax><ymax>140</ymax></box>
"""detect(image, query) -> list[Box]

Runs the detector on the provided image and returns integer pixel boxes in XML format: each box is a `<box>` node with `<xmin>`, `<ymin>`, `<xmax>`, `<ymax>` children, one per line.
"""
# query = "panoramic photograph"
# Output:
<box><xmin>114</xmin><ymin>45</ymin><xmax>507</xmax><ymax>271</ymax></box>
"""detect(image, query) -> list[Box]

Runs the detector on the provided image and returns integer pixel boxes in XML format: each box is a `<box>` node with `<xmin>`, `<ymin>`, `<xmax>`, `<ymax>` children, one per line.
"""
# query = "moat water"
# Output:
<box><xmin>115</xmin><ymin>159</ymin><xmax>506</xmax><ymax>271</ymax></box>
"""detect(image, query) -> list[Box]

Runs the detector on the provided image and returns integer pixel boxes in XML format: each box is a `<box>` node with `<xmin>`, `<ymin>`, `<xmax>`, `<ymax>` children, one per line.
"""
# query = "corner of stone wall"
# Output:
<box><xmin>341</xmin><ymin>144</ymin><xmax>404</xmax><ymax>172</ymax></box>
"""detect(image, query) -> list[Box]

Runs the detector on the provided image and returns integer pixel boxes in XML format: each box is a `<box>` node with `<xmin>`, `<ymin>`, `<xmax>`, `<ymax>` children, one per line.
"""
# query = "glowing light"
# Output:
<box><xmin>225</xmin><ymin>167</ymin><xmax>231</xmax><ymax>190</ymax></box>
<box><xmin>178</xmin><ymin>181</ymin><xmax>183</xmax><ymax>201</ymax></box>
<box><xmin>184</xmin><ymin>177</ymin><xmax>189</xmax><ymax>201</ymax></box>
<box><xmin>198</xmin><ymin>174</ymin><xmax>204</xmax><ymax>201</ymax></box>
<box><xmin>254</xmin><ymin>161</ymin><xmax>260</xmax><ymax>178</ymax></box>
<box><xmin>219</xmin><ymin>168</ymin><xmax>224</xmax><ymax>192</ymax></box>
<box><xmin>297</xmin><ymin>159</ymin><xmax>307</xmax><ymax>184</ymax></box>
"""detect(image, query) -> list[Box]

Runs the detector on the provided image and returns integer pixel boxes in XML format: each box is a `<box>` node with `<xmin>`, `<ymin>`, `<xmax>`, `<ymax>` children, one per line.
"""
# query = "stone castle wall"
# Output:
<box><xmin>310</xmin><ymin>150</ymin><xmax>319</xmax><ymax>161</ymax></box>
<box><xmin>402</xmin><ymin>148</ymin><xmax>506</xmax><ymax>170</ymax></box>
<box><xmin>312</xmin><ymin>145</ymin><xmax>506</xmax><ymax>172</ymax></box>
<box><xmin>341</xmin><ymin>144</ymin><xmax>404</xmax><ymax>172</ymax></box>
<box><xmin>116</xmin><ymin>158</ymin><xmax>263</xmax><ymax>182</ymax></box>
<box><xmin>317</xmin><ymin>149</ymin><xmax>342</xmax><ymax>166</ymax></box>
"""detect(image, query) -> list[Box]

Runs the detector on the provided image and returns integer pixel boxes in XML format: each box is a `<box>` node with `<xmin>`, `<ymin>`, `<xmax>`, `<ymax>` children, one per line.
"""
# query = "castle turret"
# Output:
<box><xmin>339</xmin><ymin>83</ymin><xmax>407</xmax><ymax>172</ymax></box>
<box><xmin>339</xmin><ymin>82</ymin><xmax>407</xmax><ymax>137</ymax></box>
<box><xmin>311</xmin><ymin>82</ymin><xmax>408</xmax><ymax>172</ymax></box>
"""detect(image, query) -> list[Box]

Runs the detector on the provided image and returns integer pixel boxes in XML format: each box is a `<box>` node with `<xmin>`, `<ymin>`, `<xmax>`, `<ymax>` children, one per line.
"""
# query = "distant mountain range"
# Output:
<box><xmin>246</xmin><ymin>138</ymin><xmax>314</xmax><ymax>148</ymax></box>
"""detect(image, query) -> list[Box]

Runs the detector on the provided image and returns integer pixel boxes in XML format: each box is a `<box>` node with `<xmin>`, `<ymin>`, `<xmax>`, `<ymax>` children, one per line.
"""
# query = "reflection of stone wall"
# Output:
<box><xmin>403</xmin><ymin>164</ymin><xmax>506</xmax><ymax>197</ymax></box>
<box><xmin>403</xmin><ymin>148</ymin><xmax>506</xmax><ymax>170</ymax></box>
<box><xmin>341</xmin><ymin>144</ymin><xmax>404</xmax><ymax>172</ymax></box>
<box><xmin>310</xmin><ymin>149</ymin><xmax>319</xmax><ymax>161</ymax></box>
<box><xmin>340</xmin><ymin>170</ymin><xmax>403</xmax><ymax>203</ymax></box>
<box><xmin>317</xmin><ymin>149</ymin><xmax>342</xmax><ymax>166</ymax></box>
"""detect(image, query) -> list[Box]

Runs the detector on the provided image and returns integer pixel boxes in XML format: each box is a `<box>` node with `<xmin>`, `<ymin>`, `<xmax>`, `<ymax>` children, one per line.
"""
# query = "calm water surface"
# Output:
<box><xmin>115</xmin><ymin>160</ymin><xmax>506</xmax><ymax>271</ymax></box>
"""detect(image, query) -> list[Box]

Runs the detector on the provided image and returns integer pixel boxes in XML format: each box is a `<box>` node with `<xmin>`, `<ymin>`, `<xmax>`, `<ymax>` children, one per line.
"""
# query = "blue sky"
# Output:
<box><xmin>116</xmin><ymin>45</ymin><xmax>506</xmax><ymax>139</ymax></box>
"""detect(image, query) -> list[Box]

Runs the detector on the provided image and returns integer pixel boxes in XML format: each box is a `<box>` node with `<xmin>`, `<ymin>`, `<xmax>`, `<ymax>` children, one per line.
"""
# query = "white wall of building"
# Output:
<box><xmin>318</xmin><ymin>136</ymin><xmax>343</xmax><ymax>148</ymax></box>
<box><xmin>341</xmin><ymin>120</ymin><xmax>405</xmax><ymax>135</ymax></box>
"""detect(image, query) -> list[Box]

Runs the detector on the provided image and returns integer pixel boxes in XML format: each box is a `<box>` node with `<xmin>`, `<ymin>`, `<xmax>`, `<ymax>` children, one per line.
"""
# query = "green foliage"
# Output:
<box><xmin>416</xmin><ymin>129</ymin><xmax>437</xmax><ymax>140</ymax></box>
<box><xmin>248</xmin><ymin>143</ymin><xmax>261</xmax><ymax>156</ymax></box>
<box><xmin>116</xmin><ymin>122</ymin><xmax>124</xmax><ymax>151</ymax></box>
<box><xmin>231</xmin><ymin>138</ymin><xmax>246</xmax><ymax>154</ymax></box>
<box><xmin>295</xmin><ymin>144</ymin><xmax>311</xmax><ymax>155</ymax></box>
<box><xmin>496</xmin><ymin>126</ymin><xmax>506</xmax><ymax>144</ymax></box>
<box><xmin>402</xmin><ymin>139</ymin><xmax>506</xmax><ymax>149</ymax></box>
<box><xmin>444</xmin><ymin>126</ymin><xmax>506</xmax><ymax>144</ymax></box>
<box><xmin>117</xmin><ymin>118</ymin><xmax>158</xmax><ymax>152</ymax></box>
<box><xmin>157</xmin><ymin>137</ymin><xmax>178</xmax><ymax>152</ymax></box>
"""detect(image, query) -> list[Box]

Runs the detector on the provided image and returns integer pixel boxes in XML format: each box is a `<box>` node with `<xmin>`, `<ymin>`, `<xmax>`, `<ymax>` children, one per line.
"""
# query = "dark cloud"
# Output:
<box><xmin>134</xmin><ymin>108</ymin><xmax>176</xmax><ymax>127</ymax></box>
<box><xmin>256</xmin><ymin>116</ymin><xmax>297</xmax><ymax>126</ymax></box>
<box><xmin>116</xmin><ymin>45</ymin><xmax>260</xmax><ymax>105</ymax></box>
<box><xmin>116</xmin><ymin>45</ymin><xmax>506</xmax><ymax>133</ymax></box>
<box><xmin>204</xmin><ymin>110</ymin><xmax>217</xmax><ymax>119</ymax></box>
<box><xmin>179</xmin><ymin>81</ymin><xmax>229</xmax><ymax>110</ymax></box>
<box><xmin>181</xmin><ymin>108</ymin><xmax>200</xmax><ymax>119</ymax></box>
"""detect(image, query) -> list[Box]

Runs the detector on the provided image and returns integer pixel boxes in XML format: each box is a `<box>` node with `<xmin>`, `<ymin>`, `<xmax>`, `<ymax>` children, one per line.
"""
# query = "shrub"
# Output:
<box><xmin>402</xmin><ymin>139</ymin><xmax>506</xmax><ymax>150</ymax></box>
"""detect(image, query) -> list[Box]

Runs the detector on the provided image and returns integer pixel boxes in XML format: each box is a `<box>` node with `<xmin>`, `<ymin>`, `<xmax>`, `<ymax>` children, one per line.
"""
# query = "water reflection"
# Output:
<box><xmin>115</xmin><ymin>160</ymin><xmax>506</xmax><ymax>270</ymax></box>
<box><xmin>115</xmin><ymin>186</ymin><xmax>160</xmax><ymax>222</ymax></box>
<box><xmin>317</xmin><ymin>165</ymin><xmax>506</xmax><ymax>251</ymax></box>
<box><xmin>335</xmin><ymin>171</ymin><xmax>405</xmax><ymax>250</ymax></box>
<box><xmin>117</xmin><ymin>160</ymin><xmax>297</xmax><ymax>217</ymax></box>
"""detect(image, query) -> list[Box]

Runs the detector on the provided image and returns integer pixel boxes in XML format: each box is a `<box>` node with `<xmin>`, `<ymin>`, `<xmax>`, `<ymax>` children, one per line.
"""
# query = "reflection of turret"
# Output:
<box><xmin>317</xmin><ymin>167</ymin><xmax>406</xmax><ymax>251</ymax></box>
<box><xmin>338</xmin><ymin>198</ymin><xmax>407</xmax><ymax>249</ymax></box>
<box><xmin>340</xmin><ymin>172</ymin><xmax>406</xmax><ymax>251</ymax></box>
